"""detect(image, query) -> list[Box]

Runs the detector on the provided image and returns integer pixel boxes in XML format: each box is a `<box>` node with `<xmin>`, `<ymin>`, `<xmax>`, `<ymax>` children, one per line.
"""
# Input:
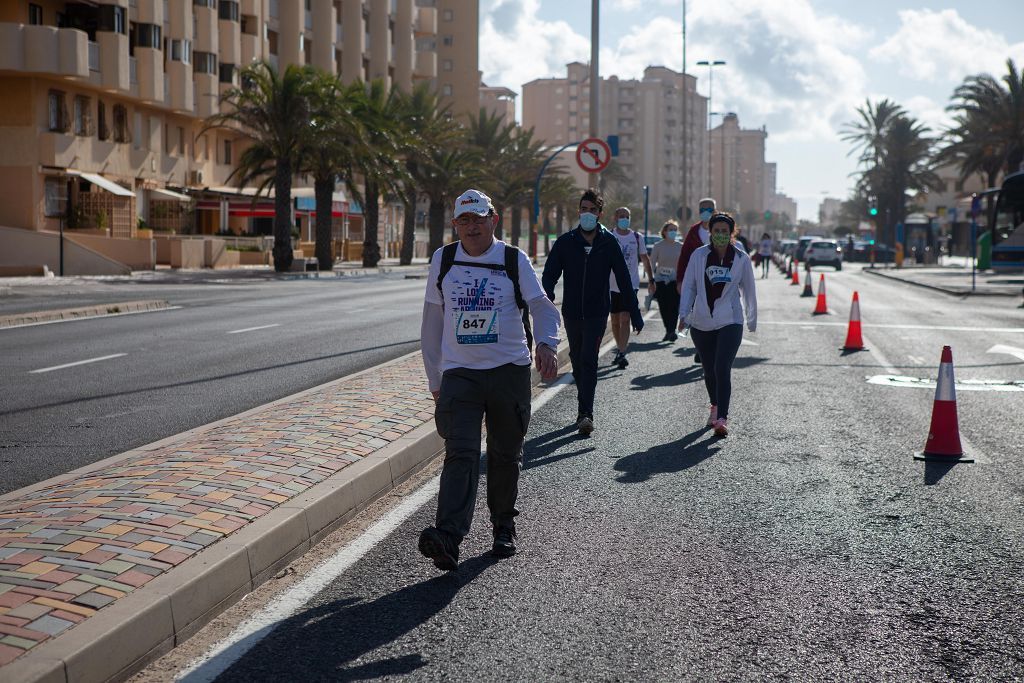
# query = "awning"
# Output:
<box><xmin>79</xmin><ymin>172</ymin><xmax>135</xmax><ymax>197</ymax></box>
<box><xmin>150</xmin><ymin>187</ymin><xmax>190</xmax><ymax>201</ymax></box>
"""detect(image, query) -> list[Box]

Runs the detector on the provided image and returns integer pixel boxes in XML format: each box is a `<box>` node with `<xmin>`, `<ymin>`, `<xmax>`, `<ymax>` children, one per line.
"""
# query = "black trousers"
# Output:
<box><xmin>563</xmin><ymin>316</ymin><xmax>608</xmax><ymax>418</ymax></box>
<box><xmin>654</xmin><ymin>281</ymin><xmax>680</xmax><ymax>334</ymax></box>
<box><xmin>689</xmin><ymin>324</ymin><xmax>743</xmax><ymax>419</ymax></box>
<box><xmin>433</xmin><ymin>363</ymin><xmax>532</xmax><ymax>543</ymax></box>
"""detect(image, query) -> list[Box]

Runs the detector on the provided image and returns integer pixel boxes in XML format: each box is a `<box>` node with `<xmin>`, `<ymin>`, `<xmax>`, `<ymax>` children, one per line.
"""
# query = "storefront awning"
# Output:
<box><xmin>150</xmin><ymin>187</ymin><xmax>190</xmax><ymax>201</ymax></box>
<box><xmin>78</xmin><ymin>172</ymin><xmax>135</xmax><ymax>197</ymax></box>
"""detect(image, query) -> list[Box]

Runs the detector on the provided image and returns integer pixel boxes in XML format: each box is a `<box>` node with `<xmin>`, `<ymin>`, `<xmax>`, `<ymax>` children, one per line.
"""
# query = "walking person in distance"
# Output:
<box><xmin>650</xmin><ymin>220</ymin><xmax>683</xmax><ymax>342</ymax></box>
<box><xmin>678</xmin><ymin>212</ymin><xmax>758</xmax><ymax>437</ymax></box>
<box><xmin>419</xmin><ymin>189</ymin><xmax>560</xmax><ymax>571</ymax></box>
<box><xmin>608</xmin><ymin>206</ymin><xmax>654</xmax><ymax>368</ymax></box>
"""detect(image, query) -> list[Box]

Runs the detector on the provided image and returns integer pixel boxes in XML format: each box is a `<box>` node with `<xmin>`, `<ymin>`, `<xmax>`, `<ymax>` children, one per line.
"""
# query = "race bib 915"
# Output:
<box><xmin>705</xmin><ymin>265</ymin><xmax>732</xmax><ymax>284</ymax></box>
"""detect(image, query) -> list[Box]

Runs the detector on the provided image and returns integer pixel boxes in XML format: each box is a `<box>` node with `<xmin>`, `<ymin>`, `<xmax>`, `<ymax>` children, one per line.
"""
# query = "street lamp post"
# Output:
<box><xmin>696</xmin><ymin>59</ymin><xmax>725</xmax><ymax>197</ymax></box>
<box><xmin>710</xmin><ymin>110</ymin><xmax>726</xmax><ymax>207</ymax></box>
<box><xmin>589</xmin><ymin>0</ymin><xmax>600</xmax><ymax>187</ymax></box>
<box><xmin>680</xmin><ymin>0</ymin><xmax>688</xmax><ymax>219</ymax></box>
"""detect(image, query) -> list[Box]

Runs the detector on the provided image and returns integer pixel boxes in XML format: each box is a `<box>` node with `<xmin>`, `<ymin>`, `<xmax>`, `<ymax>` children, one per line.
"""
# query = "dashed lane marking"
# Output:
<box><xmin>226</xmin><ymin>323</ymin><xmax>281</xmax><ymax>334</ymax></box>
<box><xmin>762</xmin><ymin>321</ymin><xmax>1023</xmax><ymax>333</ymax></box>
<box><xmin>28</xmin><ymin>353</ymin><xmax>127</xmax><ymax>374</ymax></box>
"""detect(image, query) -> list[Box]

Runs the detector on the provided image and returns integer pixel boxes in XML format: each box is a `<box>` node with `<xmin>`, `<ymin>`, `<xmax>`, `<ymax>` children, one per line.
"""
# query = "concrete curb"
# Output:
<box><xmin>0</xmin><ymin>300</ymin><xmax>171</xmax><ymax>328</ymax></box>
<box><xmin>861</xmin><ymin>267</ymin><xmax>1017</xmax><ymax>297</ymax></box>
<box><xmin>1</xmin><ymin>321</ymin><xmax>600</xmax><ymax>682</ymax></box>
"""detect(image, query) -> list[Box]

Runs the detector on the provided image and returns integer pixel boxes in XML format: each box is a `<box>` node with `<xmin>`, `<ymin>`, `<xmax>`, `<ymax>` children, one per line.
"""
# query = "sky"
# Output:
<box><xmin>477</xmin><ymin>0</ymin><xmax>1024</xmax><ymax>221</ymax></box>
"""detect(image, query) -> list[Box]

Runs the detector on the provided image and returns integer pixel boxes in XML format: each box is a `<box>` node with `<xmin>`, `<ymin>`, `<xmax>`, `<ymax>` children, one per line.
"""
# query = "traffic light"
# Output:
<box><xmin>764</xmin><ymin>210</ymin><xmax>772</xmax><ymax>220</ymax></box>
<box><xmin>869</xmin><ymin>207</ymin><xmax>878</xmax><ymax>217</ymax></box>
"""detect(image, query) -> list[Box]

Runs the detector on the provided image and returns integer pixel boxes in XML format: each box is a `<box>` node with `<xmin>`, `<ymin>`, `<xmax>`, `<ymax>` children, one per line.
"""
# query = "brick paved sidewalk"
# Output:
<box><xmin>0</xmin><ymin>353</ymin><xmax>434</xmax><ymax>669</ymax></box>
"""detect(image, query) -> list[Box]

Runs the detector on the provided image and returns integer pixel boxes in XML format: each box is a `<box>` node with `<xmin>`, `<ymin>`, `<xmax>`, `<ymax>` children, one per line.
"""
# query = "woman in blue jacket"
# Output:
<box><xmin>678</xmin><ymin>213</ymin><xmax>757</xmax><ymax>437</ymax></box>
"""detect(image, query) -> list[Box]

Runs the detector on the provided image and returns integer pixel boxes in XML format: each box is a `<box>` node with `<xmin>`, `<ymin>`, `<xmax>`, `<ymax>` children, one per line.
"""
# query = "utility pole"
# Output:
<box><xmin>696</xmin><ymin>59</ymin><xmax>725</xmax><ymax>198</ymax></box>
<box><xmin>680</xmin><ymin>0</ymin><xmax>687</xmax><ymax>221</ymax></box>
<box><xmin>589</xmin><ymin>0</ymin><xmax>600</xmax><ymax>188</ymax></box>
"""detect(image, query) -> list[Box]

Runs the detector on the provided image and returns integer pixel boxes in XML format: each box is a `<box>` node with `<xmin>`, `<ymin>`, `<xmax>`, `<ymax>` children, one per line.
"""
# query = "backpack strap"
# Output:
<box><xmin>504</xmin><ymin>245</ymin><xmax>534</xmax><ymax>352</ymax></box>
<box><xmin>435</xmin><ymin>242</ymin><xmax>459</xmax><ymax>301</ymax></box>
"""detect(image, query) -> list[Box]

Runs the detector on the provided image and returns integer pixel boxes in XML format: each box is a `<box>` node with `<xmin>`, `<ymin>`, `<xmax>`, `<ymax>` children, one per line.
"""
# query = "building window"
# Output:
<box><xmin>134</xmin><ymin>23</ymin><xmax>162</xmax><ymax>49</ymax></box>
<box><xmin>219</xmin><ymin>63</ymin><xmax>236</xmax><ymax>84</ymax></box>
<box><xmin>218</xmin><ymin>1</ymin><xmax>239</xmax><ymax>21</ymax></box>
<box><xmin>194</xmin><ymin>51</ymin><xmax>217</xmax><ymax>74</ymax></box>
<box><xmin>47</xmin><ymin>91</ymin><xmax>68</xmax><ymax>132</ymax></box>
<box><xmin>193</xmin><ymin>0</ymin><xmax>216</xmax><ymax>8</ymax></box>
<box><xmin>240</xmin><ymin>14</ymin><xmax>257</xmax><ymax>35</ymax></box>
<box><xmin>29</xmin><ymin>3</ymin><xmax>43</xmax><ymax>24</ymax></box>
<box><xmin>441</xmin><ymin>84</ymin><xmax>452</xmax><ymax>97</ymax></box>
<box><xmin>222</xmin><ymin>139</ymin><xmax>232</xmax><ymax>165</ymax></box>
<box><xmin>442</xmin><ymin>59</ymin><xmax>452</xmax><ymax>72</ymax></box>
<box><xmin>442</xmin><ymin>35</ymin><xmax>453</xmax><ymax>47</ymax></box>
<box><xmin>170</xmin><ymin>39</ymin><xmax>192</xmax><ymax>64</ymax></box>
<box><xmin>45</xmin><ymin>177</ymin><xmax>66</xmax><ymax>217</ymax></box>
<box><xmin>98</xmin><ymin>4</ymin><xmax>127</xmax><ymax>34</ymax></box>
<box><xmin>97</xmin><ymin>102</ymin><xmax>109</xmax><ymax>140</ymax></box>
<box><xmin>73</xmin><ymin>96</ymin><xmax>93</xmax><ymax>136</ymax></box>
<box><xmin>113</xmin><ymin>104</ymin><xmax>129</xmax><ymax>143</ymax></box>
<box><xmin>177</xmin><ymin>126</ymin><xmax>185</xmax><ymax>155</ymax></box>
<box><xmin>442</xmin><ymin>9</ymin><xmax>453</xmax><ymax>21</ymax></box>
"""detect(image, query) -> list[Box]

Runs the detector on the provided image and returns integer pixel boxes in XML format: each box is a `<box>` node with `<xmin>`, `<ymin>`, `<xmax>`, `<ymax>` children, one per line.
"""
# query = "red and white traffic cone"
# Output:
<box><xmin>914</xmin><ymin>346</ymin><xmax>973</xmax><ymax>463</ymax></box>
<box><xmin>801</xmin><ymin>268</ymin><xmax>815</xmax><ymax>297</ymax></box>
<box><xmin>842</xmin><ymin>292</ymin><xmax>864</xmax><ymax>350</ymax></box>
<box><xmin>812</xmin><ymin>274</ymin><xmax>829</xmax><ymax>313</ymax></box>
<box><xmin>791</xmin><ymin>260</ymin><xmax>800</xmax><ymax>285</ymax></box>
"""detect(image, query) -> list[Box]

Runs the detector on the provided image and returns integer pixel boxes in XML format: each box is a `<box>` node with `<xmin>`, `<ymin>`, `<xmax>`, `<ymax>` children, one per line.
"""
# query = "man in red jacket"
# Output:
<box><xmin>676</xmin><ymin>197</ymin><xmax>718</xmax><ymax>364</ymax></box>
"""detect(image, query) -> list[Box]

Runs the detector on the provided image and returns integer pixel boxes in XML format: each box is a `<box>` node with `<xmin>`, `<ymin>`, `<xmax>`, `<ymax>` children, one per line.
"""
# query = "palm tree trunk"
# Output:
<box><xmin>314</xmin><ymin>174</ymin><xmax>334</xmax><ymax>271</ymax></box>
<box><xmin>511</xmin><ymin>205</ymin><xmax>522</xmax><ymax>247</ymax></box>
<box><xmin>428</xmin><ymin>197</ymin><xmax>446</xmax><ymax>256</ymax></box>
<box><xmin>493</xmin><ymin>207</ymin><xmax>504</xmax><ymax>240</ymax></box>
<box><xmin>362</xmin><ymin>179</ymin><xmax>381</xmax><ymax>268</ymax></box>
<box><xmin>556</xmin><ymin>204</ymin><xmax>564</xmax><ymax>236</ymax></box>
<box><xmin>400</xmin><ymin>184</ymin><xmax>416</xmax><ymax>265</ymax></box>
<box><xmin>272</xmin><ymin>160</ymin><xmax>294</xmax><ymax>272</ymax></box>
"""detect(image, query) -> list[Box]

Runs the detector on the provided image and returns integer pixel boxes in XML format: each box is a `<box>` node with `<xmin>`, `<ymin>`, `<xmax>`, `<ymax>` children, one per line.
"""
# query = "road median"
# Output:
<box><xmin>0</xmin><ymin>300</ymin><xmax>172</xmax><ymax>329</ymax></box>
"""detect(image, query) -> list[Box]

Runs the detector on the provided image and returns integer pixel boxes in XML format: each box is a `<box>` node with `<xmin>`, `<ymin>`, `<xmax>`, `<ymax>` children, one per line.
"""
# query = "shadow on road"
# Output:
<box><xmin>523</xmin><ymin>424</ymin><xmax>595</xmax><ymax>470</ymax></box>
<box><xmin>199</xmin><ymin>553</ymin><xmax>499</xmax><ymax>682</ymax></box>
<box><xmin>923</xmin><ymin>460</ymin><xmax>958</xmax><ymax>486</ymax></box>
<box><xmin>629</xmin><ymin>365</ymin><xmax>703</xmax><ymax>390</ymax></box>
<box><xmin>613</xmin><ymin>427</ymin><xmax>720</xmax><ymax>483</ymax></box>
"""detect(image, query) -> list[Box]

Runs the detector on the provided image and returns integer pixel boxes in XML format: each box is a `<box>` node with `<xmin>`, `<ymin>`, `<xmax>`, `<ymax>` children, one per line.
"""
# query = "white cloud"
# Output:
<box><xmin>870</xmin><ymin>9</ymin><xmax>1024</xmax><ymax>85</ymax></box>
<box><xmin>903</xmin><ymin>95</ymin><xmax>952</xmax><ymax>134</ymax></box>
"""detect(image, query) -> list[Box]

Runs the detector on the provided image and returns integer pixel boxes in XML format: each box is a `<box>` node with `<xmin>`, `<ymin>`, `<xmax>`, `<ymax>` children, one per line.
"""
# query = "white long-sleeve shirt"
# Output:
<box><xmin>679</xmin><ymin>245</ymin><xmax>757</xmax><ymax>332</ymax></box>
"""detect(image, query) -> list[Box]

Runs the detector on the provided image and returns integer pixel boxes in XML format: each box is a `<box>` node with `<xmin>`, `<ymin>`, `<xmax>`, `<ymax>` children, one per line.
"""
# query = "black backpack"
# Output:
<box><xmin>436</xmin><ymin>242</ymin><xmax>534</xmax><ymax>350</ymax></box>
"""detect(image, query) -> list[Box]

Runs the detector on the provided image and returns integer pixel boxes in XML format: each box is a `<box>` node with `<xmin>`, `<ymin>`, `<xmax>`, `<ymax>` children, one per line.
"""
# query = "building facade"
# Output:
<box><xmin>709</xmin><ymin>112</ymin><xmax>769</xmax><ymax>219</ymax></box>
<box><xmin>522</xmin><ymin>63</ymin><xmax>708</xmax><ymax>215</ymax></box>
<box><xmin>0</xmin><ymin>0</ymin><xmax>478</xmax><ymax>250</ymax></box>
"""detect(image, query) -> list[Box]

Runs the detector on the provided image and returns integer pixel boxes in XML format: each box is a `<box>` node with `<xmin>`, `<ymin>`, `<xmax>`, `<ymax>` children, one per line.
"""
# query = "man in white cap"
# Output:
<box><xmin>418</xmin><ymin>188</ymin><xmax>561</xmax><ymax>571</ymax></box>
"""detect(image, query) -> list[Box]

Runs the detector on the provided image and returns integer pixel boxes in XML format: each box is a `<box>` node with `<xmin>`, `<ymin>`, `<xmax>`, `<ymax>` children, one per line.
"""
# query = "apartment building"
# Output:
<box><xmin>709</xmin><ymin>112</ymin><xmax>768</xmax><ymax>218</ymax></box>
<box><xmin>522</xmin><ymin>63</ymin><xmax>708</xmax><ymax>214</ymax></box>
<box><xmin>479</xmin><ymin>82</ymin><xmax>515</xmax><ymax>125</ymax></box>
<box><xmin>0</xmin><ymin>0</ymin><xmax>479</xmax><ymax>258</ymax></box>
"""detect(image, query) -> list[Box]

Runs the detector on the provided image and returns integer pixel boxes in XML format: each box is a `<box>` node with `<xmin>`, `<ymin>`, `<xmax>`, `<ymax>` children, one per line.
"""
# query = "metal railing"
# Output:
<box><xmin>129</xmin><ymin>57</ymin><xmax>137</xmax><ymax>84</ymax></box>
<box><xmin>88</xmin><ymin>41</ymin><xmax>99</xmax><ymax>72</ymax></box>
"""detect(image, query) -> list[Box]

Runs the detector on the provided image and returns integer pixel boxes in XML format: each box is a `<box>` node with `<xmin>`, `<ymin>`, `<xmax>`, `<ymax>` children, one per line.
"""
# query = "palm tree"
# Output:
<box><xmin>466</xmin><ymin>109</ymin><xmax>515</xmax><ymax>238</ymax></box>
<box><xmin>342</xmin><ymin>80</ymin><xmax>407</xmax><ymax>268</ymax></box>
<box><xmin>206</xmin><ymin>61</ymin><xmax>314</xmax><ymax>272</ymax></box>
<box><xmin>841</xmin><ymin>98</ymin><xmax>907</xmax><ymax>168</ymax></box>
<box><xmin>302</xmin><ymin>70</ymin><xmax>366</xmax><ymax>270</ymax></box>
<box><xmin>394</xmin><ymin>84</ymin><xmax>459</xmax><ymax>265</ymax></box>
<box><xmin>419</xmin><ymin>144</ymin><xmax>476</xmax><ymax>255</ymax></box>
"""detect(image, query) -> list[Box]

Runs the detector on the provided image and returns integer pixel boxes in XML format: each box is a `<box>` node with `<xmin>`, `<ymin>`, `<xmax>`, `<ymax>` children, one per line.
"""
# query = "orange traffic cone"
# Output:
<box><xmin>914</xmin><ymin>346</ymin><xmax>972</xmax><ymax>463</ymax></box>
<box><xmin>790</xmin><ymin>260</ymin><xmax>800</xmax><ymax>285</ymax></box>
<box><xmin>801</xmin><ymin>268</ymin><xmax>815</xmax><ymax>297</ymax></box>
<box><xmin>842</xmin><ymin>292</ymin><xmax>864</xmax><ymax>350</ymax></box>
<box><xmin>812</xmin><ymin>274</ymin><xmax>829</xmax><ymax>313</ymax></box>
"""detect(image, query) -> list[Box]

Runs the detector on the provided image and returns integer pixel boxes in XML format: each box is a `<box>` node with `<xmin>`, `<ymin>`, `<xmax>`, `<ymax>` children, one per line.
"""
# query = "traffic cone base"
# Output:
<box><xmin>914</xmin><ymin>346</ymin><xmax>971</xmax><ymax>463</ymax></box>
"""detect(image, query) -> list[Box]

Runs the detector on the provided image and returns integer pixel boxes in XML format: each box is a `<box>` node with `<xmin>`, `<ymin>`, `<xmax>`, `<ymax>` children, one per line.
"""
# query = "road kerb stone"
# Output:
<box><xmin>0</xmin><ymin>301</ymin><xmax>172</xmax><ymax>329</ymax></box>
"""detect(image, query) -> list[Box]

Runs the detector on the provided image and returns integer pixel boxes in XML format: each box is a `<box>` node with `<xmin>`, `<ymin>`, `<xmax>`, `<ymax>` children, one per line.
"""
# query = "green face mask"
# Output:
<box><xmin>711</xmin><ymin>232</ymin><xmax>731</xmax><ymax>247</ymax></box>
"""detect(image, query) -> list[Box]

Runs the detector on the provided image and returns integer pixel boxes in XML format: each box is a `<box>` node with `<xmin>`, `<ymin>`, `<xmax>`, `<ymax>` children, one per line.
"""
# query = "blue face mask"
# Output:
<box><xmin>699</xmin><ymin>209</ymin><xmax>714</xmax><ymax>221</ymax></box>
<box><xmin>579</xmin><ymin>213</ymin><xmax>599</xmax><ymax>231</ymax></box>
<box><xmin>667</xmin><ymin>230</ymin><xmax>678</xmax><ymax>241</ymax></box>
<box><xmin>617</xmin><ymin>218</ymin><xmax>630</xmax><ymax>230</ymax></box>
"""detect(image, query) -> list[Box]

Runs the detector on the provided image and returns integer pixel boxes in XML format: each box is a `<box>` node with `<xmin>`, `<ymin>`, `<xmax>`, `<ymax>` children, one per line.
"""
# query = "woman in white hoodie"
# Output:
<box><xmin>677</xmin><ymin>213</ymin><xmax>757</xmax><ymax>437</ymax></box>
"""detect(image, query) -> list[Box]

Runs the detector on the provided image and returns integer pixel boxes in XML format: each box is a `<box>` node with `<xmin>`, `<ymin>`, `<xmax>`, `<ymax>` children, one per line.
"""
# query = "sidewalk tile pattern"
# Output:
<box><xmin>0</xmin><ymin>354</ymin><xmax>434</xmax><ymax>667</ymax></box>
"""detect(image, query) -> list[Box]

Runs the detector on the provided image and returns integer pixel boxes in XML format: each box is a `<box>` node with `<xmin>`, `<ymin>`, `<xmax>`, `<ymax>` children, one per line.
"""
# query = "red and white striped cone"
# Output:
<box><xmin>812</xmin><ymin>274</ymin><xmax>829</xmax><ymax>314</ymax></box>
<box><xmin>842</xmin><ymin>292</ymin><xmax>864</xmax><ymax>350</ymax></box>
<box><xmin>801</xmin><ymin>268</ymin><xmax>815</xmax><ymax>297</ymax></box>
<box><xmin>791</xmin><ymin>260</ymin><xmax>800</xmax><ymax>285</ymax></box>
<box><xmin>914</xmin><ymin>346</ymin><xmax>973</xmax><ymax>463</ymax></box>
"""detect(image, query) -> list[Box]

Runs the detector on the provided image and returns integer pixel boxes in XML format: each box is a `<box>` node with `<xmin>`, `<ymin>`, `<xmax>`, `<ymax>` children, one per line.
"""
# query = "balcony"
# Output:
<box><xmin>0</xmin><ymin>24</ymin><xmax>90</xmax><ymax>78</ymax></box>
<box><xmin>415</xmin><ymin>7</ymin><xmax>436</xmax><ymax>36</ymax></box>
<box><xmin>413</xmin><ymin>50</ymin><xmax>435</xmax><ymax>79</ymax></box>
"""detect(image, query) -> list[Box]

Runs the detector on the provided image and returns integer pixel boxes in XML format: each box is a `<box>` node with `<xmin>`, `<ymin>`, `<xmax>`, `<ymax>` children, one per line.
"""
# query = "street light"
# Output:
<box><xmin>710</xmin><ymin>110</ymin><xmax>727</xmax><ymax>207</ymax></box>
<box><xmin>696</xmin><ymin>59</ymin><xmax>725</xmax><ymax>198</ymax></box>
<box><xmin>680</xmin><ymin>0</ymin><xmax>688</xmax><ymax>218</ymax></box>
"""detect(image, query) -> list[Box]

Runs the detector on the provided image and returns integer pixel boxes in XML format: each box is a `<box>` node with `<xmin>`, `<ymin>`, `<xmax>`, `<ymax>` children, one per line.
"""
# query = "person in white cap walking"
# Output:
<box><xmin>418</xmin><ymin>188</ymin><xmax>561</xmax><ymax>571</ymax></box>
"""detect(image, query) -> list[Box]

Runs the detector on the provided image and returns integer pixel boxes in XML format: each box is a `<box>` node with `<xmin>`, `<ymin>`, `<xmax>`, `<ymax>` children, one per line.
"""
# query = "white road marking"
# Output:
<box><xmin>741</xmin><ymin>338</ymin><xmax>759</xmax><ymax>346</ymax></box>
<box><xmin>861</xmin><ymin>332</ymin><xmax>896</xmax><ymax>374</ymax></box>
<box><xmin>761</xmin><ymin>321</ymin><xmax>1024</xmax><ymax>333</ymax></box>
<box><xmin>227</xmin><ymin>324</ymin><xmax>280</xmax><ymax>334</ymax></box>
<box><xmin>987</xmin><ymin>344</ymin><xmax>1024</xmax><ymax>363</ymax></box>
<box><xmin>907</xmin><ymin>355</ymin><xmax>926</xmax><ymax>366</ymax></box>
<box><xmin>0</xmin><ymin>306</ymin><xmax>183</xmax><ymax>331</ymax></box>
<box><xmin>28</xmin><ymin>353</ymin><xmax>127</xmax><ymax>374</ymax></box>
<box><xmin>866</xmin><ymin>375</ymin><xmax>1024</xmax><ymax>392</ymax></box>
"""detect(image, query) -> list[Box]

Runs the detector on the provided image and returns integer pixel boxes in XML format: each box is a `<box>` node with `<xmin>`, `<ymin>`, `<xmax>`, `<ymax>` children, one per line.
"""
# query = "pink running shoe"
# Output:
<box><xmin>712</xmin><ymin>418</ymin><xmax>729</xmax><ymax>437</ymax></box>
<box><xmin>706</xmin><ymin>405</ymin><xmax>718</xmax><ymax>427</ymax></box>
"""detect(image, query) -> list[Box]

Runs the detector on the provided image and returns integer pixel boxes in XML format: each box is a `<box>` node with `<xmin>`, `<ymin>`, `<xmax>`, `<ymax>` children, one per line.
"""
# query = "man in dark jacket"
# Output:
<box><xmin>543</xmin><ymin>188</ymin><xmax>643</xmax><ymax>435</ymax></box>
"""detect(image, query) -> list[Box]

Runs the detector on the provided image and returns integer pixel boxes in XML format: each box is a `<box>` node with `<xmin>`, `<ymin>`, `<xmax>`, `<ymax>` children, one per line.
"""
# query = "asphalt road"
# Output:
<box><xmin>0</xmin><ymin>273</ymin><xmax>430</xmax><ymax>494</ymax></box>
<box><xmin>137</xmin><ymin>264</ymin><xmax>1024</xmax><ymax>681</ymax></box>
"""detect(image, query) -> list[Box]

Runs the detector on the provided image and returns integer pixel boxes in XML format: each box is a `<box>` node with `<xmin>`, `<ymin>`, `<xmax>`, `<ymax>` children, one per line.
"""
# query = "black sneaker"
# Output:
<box><xmin>694</xmin><ymin>351</ymin><xmax>702</xmax><ymax>364</ymax></box>
<box><xmin>577</xmin><ymin>414</ymin><xmax>594</xmax><ymax>436</ymax></box>
<box><xmin>667</xmin><ymin>332</ymin><xmax>678</xmax><ymax>342</ymax></box>
<box><xmin>492</xmin><ymin>526</ymin><xmax>517</xmax><ymax>558</ymax></box>
<box><xmin>617</xmin><ymin>354</ymin><xmax>629</xmax><ymax>369</ymax></box>
<box><xmin>611</xmin><ymin>351</ymin><xmax>622</xmax><ymax>366</ymax></box>
<box><xmin>418</xmin><ymin>527</ymin><xmax>458</xmax><ymax>571</ymax></box>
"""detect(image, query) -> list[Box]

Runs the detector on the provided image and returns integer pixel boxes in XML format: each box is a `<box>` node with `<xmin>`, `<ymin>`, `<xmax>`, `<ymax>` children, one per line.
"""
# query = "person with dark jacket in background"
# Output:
<box><xmin>675</xmin><ymin>197</ymin><xmax>717</xmax><ymax>363</ymax></box>
<box><xmin>542</xmin><ymin>188</ymin><xmax>644</xmax><ymax>436</ymax></box>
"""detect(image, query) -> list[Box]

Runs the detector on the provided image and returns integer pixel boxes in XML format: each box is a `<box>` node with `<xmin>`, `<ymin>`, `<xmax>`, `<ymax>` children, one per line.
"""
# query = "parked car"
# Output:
<box><xmin>851</xmin><ymin>241</ymin><xmax>895</xmax><ymax>263</ymax></box>
<box><xmin>779</xmin><ymin>239</ymin><xmax>797</xmax><ymax>257</ymax></box>
<box><xmin>805</xmin><ymin>239</ymin><xmax>843</xmax><ymax>270</ymax></box>
<box><xmin>795</xmin><ymin>235</ymin><xmax>822</xmax><ymax>262</ymax></box>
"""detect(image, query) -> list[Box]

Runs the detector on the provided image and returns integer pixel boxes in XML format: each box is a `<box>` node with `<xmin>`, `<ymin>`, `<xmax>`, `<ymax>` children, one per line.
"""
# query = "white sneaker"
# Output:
<box><xmin>706</xmin><ymin>405</ymin><xmax>718</xmax><ymax>427</ymax></box>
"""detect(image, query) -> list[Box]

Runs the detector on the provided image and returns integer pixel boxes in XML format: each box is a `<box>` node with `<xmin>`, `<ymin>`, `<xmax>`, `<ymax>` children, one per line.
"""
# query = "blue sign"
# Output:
<box><xmin>295</xmin><ymin>197</ymin><xmax>315</xmax><ymax>211</ymax></box>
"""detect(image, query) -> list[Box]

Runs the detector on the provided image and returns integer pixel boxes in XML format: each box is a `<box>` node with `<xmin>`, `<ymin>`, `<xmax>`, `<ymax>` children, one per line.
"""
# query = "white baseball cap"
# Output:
<box><xmin>454</xmin><ymin>189</ymin><xmax>495</xmax><ymax>218</ymax></box>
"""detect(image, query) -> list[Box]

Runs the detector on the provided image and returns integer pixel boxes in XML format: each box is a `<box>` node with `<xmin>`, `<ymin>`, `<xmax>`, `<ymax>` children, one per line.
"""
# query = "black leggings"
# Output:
<box><xmin>689</xmin><ymin>324</ymin><xmax>743</xmax><ymax>419</ymax></box>
<box><xmin>654</xmin><ymin>281</ymin><xmax>680</xmax><ymax>334</ymax></box>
